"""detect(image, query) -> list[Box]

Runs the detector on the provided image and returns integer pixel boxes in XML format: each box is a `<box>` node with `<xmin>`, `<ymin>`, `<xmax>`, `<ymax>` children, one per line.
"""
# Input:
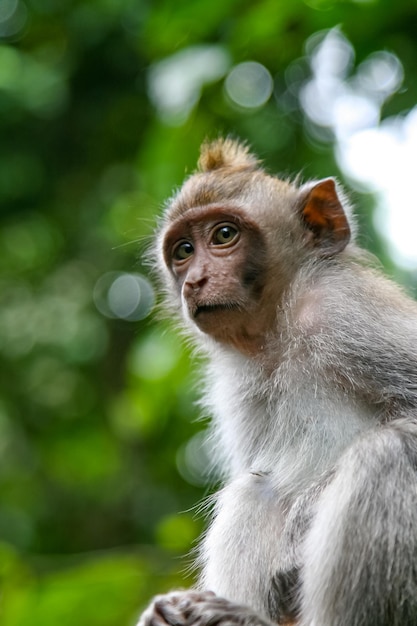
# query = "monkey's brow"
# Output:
<box><xmin>168</xmin><ymin>203</ymin><xmax>246</xmax><ymax>224</ymax></box>
<box><xmin>165</xmin><ymin>203</ymin><xmax>261</xmax><ymax>240</ymax></box>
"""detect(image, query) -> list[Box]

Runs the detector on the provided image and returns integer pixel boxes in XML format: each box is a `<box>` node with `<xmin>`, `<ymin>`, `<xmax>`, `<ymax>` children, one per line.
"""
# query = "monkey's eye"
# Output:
<box><xmin>212</xmin><ymin>224</ymin><xmax>239</xmax><ymax>246</ymax></box>
<box><xmin>173</xmin><ymin>241</ymin><xmax>194</xmax><ymax>261</ymax></box>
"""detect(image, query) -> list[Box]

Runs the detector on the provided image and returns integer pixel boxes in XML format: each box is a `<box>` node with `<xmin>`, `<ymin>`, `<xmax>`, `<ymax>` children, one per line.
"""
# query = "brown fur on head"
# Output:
<box><xmin>198</xmin><ymin>138</ymin><xmax>260</xmax><ymax>172</ymax></box>
<box><xmin>164</xmin><ymin>138</ymin><xmax>294</xmax><ymax>227</ymax></box>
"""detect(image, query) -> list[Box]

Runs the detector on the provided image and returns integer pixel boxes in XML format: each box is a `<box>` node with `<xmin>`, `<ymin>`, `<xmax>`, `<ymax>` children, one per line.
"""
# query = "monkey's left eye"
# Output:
<box><xmin>212</xmin><ymin>224</ymin><xmax>239</xmax><ymax>246</ymax></box>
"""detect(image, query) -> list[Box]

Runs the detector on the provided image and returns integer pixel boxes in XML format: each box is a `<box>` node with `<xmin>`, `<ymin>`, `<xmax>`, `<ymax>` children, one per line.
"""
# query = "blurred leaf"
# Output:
<box><xmin>155</xmin><ymin>513</ymin><xmax>202</xmax><ymax>554</ymax></box>
<box><xmin>0</xmin><ymin>546</ymin><xmax>181</xmax><ymax>626</ymax></box>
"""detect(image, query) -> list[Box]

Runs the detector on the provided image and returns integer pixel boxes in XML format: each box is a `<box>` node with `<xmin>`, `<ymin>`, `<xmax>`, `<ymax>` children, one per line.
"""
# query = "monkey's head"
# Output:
<box><xmin>156</xmin><ymin>138</ymin><xmax>353</xmax><ymax>354</ymax></box>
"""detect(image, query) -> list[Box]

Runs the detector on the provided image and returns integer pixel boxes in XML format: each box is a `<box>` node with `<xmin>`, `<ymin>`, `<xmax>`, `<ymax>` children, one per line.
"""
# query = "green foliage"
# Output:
<box><xmin>1</xmin><ymin>0</ymin><xmax>417</xmax><ymax>623</ymax></box>
<box><xmin>0</xmin><ymin>542</ymin><xmax>190</xmax><ymax>626</ymax></box>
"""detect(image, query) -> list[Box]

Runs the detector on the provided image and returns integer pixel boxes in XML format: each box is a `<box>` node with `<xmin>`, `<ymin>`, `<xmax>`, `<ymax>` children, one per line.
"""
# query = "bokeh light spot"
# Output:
<box><xmin>355</xmin><ymin>51</ymin><xmax>403</xmax><ymax>100</ymax></box>
<box><xmin>148</xmin><ymin>45</ymin><xmax>230</xmax><ymax>125</ymax></box>
<box><xmin>225</xmin><ymin>61</ymin><xmax>273</xmax><ymax>109</ymax></box>
<box><xmin>176</xmin><ymin>431</ymin><xmax>211</xmax><ymax>486</ymax></box>
<box><xmin>0</xmin><ymin>0</ymin><xmax>18</xmax><ymax>23</ymax></box>
<box><xmin>94</xmin><ymin>272</ymin><xmax>155</xmax><ymax>322</ymax></box>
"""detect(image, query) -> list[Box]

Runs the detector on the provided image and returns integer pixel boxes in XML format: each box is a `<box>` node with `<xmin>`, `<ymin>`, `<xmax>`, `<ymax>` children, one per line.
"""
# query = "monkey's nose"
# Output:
<box><xmin>183</xmin><ymin>277</ymin><xmax>207</xmax><ymax>297</ymax></box>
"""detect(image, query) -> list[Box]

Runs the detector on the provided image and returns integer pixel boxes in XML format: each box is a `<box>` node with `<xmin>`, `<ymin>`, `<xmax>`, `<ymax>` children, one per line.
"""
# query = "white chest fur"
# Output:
<box><xmin>203</xmin><ymin>350</ymin><xmax>373</xmax><ymax>494</ymax></box>
<box><xmin>198</xmin><ymin>349</ymin><xmax>374</xmax><ymax>612</ymax></box>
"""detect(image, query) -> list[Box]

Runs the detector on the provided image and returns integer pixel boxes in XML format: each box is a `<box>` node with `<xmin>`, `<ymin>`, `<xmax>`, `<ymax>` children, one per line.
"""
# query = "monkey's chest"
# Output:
<box><xmin>201</xmin><ymin>472</ymin><xmax>298</xmax><ymax>618</ymax></box>
<box><xmin>217</xmin><ymin>374</ymin><xmax>374</xmax><ymax>491</ymax></box>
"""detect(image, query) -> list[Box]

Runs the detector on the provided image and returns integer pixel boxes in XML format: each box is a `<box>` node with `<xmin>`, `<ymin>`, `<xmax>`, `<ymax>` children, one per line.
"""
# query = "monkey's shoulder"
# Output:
<box><xmin>292</xmin><ymin>265</ymin><xmax>417</xmax><ymax>339</ymax></box>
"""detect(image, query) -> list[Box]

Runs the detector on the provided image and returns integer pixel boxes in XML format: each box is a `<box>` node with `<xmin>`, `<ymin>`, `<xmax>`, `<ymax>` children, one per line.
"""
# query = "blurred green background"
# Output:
<box><xmin>1</xmin><ymin>0</ymin><xmax>417</xmax><ymax>624</ymax></box>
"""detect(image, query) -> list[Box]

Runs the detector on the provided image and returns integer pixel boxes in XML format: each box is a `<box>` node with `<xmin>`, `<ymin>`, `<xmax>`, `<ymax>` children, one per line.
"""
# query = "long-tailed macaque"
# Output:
<box><xmin>139</xmin><ymin>138</ymin><xmax>417</xmax><ymax>626</ymax></box>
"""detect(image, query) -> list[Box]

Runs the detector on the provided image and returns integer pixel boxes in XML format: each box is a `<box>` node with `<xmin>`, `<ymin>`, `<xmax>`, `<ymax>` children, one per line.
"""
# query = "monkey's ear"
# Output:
<box><xmin>299</xmin><ymin>178</ymin><xmax>351</xmax><ymax>257</ymax></box>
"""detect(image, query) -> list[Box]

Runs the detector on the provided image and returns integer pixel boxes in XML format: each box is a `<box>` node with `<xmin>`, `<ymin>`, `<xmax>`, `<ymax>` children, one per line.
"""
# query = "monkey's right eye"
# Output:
<box><xmin>173</xmin><ymin>241</ymin><xmax>194</xmax><ymax>261</ymax></box>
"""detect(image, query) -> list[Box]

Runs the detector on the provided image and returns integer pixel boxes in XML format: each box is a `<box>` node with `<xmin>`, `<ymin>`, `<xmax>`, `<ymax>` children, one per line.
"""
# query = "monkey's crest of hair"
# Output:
<box><xmin>198</xmin><ymin>138</ymin><xmax>260</xmax><ymax>172</ymax></box>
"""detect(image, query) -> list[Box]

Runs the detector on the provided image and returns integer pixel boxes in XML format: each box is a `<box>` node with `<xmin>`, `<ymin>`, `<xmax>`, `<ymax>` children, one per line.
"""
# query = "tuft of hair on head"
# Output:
<box><xmin>198</xmin><ymin>137</ymin><xmax>260</xmax><ymax>173</ymax></box>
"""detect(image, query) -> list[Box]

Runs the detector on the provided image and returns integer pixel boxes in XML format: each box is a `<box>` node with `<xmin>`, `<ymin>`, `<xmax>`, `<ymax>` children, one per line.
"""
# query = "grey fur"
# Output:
<box><xmin>138</xmin><ymin>140</ymin><xmax>417</xmax><ymax>626</ymax></box>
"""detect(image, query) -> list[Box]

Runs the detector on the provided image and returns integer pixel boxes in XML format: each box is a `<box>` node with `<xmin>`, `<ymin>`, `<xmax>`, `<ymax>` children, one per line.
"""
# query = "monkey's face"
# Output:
<box><xmin>162</xmin><ymin>205</ymin><xmax>270</xmax><ymax>351</ymax></box>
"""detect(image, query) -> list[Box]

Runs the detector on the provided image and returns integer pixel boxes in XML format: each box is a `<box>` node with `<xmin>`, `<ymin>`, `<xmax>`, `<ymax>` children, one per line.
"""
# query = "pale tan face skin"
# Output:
<box><xmin>162</xmin><ymin>204</ymin><xmax>275</xmax><ymax>354</ymax></box>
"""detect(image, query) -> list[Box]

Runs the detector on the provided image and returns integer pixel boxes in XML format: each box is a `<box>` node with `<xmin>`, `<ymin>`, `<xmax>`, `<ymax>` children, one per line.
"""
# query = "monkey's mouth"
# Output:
<box><xmin>194</xmin><ymin>303</ymin><xmax>240</xmax><ymax>318</ymax></box>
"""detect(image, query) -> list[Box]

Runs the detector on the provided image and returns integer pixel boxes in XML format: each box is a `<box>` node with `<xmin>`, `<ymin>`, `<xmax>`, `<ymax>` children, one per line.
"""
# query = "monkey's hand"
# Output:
<box><xmin>137</xmin><ymin>590</ymin><xmax>276</xmax><ymax>626</ymax></box>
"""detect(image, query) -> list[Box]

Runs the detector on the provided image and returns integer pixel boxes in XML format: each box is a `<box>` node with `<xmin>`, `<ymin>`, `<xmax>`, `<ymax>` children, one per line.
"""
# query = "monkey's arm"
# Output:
<box><xmin>138</xmin><ymin>591</ymin><xmax>277</xmax><ymax>626</ymax></box>
<box><xmin>300</xmin><ymin>417</ymin><xmax>417</xmax><ymax>626</ymax></box>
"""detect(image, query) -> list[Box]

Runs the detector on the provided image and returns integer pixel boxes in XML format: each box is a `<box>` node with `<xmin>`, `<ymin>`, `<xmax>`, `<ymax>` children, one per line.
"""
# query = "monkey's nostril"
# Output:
<box><xmin>184</xmin><ymin>277</ymin><xmax>207</xmax><ymax>295</ymax></box>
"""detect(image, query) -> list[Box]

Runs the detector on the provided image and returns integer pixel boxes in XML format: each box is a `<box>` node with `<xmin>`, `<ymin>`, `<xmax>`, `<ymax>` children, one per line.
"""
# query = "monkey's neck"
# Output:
<box><xmin>203</xmin><ymin>335</ymin><xmax>372</xmax><ymax>498</ymax></box>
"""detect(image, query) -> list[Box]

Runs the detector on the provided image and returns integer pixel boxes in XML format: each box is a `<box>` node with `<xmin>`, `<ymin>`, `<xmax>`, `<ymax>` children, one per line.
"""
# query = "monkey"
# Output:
<box><xmin>138</xmin><ymin>138</ymin><xmax>417</xmax><ymax>626</ymax></box>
